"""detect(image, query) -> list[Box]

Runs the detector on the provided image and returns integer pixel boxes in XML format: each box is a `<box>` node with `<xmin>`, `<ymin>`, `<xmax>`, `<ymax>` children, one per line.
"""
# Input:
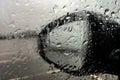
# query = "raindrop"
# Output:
<box><xmin>62</xmin><ymin>5</ymin><xmax>66</xmax><ymax>9</ymax></box>
<box><xmin>74</xmin><ymin>9</ymin><xmax>78</xmax><ymax>12</ymax></box>
<box><xmin>66</xmin><ymin>16</ymin><xmax>71</xmax><ymax>20</ymax></box>
<box><xmin>25</xmin><ymin>0</ymin><xmax>30</xmax><ymax>6</ymax></box>
<box><xmin>115</xmin><ymin>0</ymin><xmax>118</xmax><ymax>5</ymax></box>
<box><xmin>25</xmin><ymin>25</ymin><xmax>30</xmax><ymax>31</ymax></box>
<box><xmin>67</xmin><ymin>26</ymin><xmax>73</xmax><ymax>32</ymax></box>
<box><xmin>4</xmin><ymin>71</ymin><xmax>8</xmax><ymax>75</ymax></box>
<box><xmin>83</xmin><ymin>40</ymin><xmax>88</xmax><ymax>45</ymax></box>
<box><xmin>25</xmin><ymin>3</ymin><xmax>29</xmax><ymax>6</ymax></box>
<box><xmin>118</xmin><ymin>10</ymin><xmax>120</xmax><ymax>13</ymax></box>
<box><xmin>22</xmin><ymin>56</ymin><xmax>28</xmax><ymax>61</ymax></box>
<box><xmin>99</xmin><ymin>6</ymin><xmax>103</xmax><ymax>9</ymax></box>
<box><xmin>111</xmin><ymin>11</ymin><xmax>116</xmax><ymax>17</ymax></box>
<box><xmin>53</xmin><ymin>5</ymin><xmax>59</xmax><ymax>14</ymax></box>
<box><xmin>63</xmin><ymin>27</ymin><xmax>67</xmax><ymax>31</ymax></box>
<box><xmin>99</xmin><ymin>6</ymin><xmax>104</xmax><ymax>13</ymax></box>
<box><xmin>84</xmin><ymin>5</ymin><xmax>90</xmax><ymax>8</ymax></box>
<box><xmin>23</xmin><ymin>67</ymin><xmax>28</xmax><ymax>70</ymax></box>
<box><xmin>14</xmin><ymin>29</ymin><xmax>21</xmax><ymax>34</ymax></box>
<box><xmin>15</xmin><ymin>1</ymin><xmax>19</xmax><ymax>6</ymax></box>
<box><xmin>49</xmin><ymin>63</ymin><xmax>55</xmax><ymax>70</ymax></box>
<box><xmin>81</xmin><ymin>0</ymin><xmax>86</xmax><ymax>2</ymax></box>
<box><xmin>62</xmin><ymin>5</ymin><xmax>68</xmax><ymax>11</ymax></box>
<box><xmin>17</xmin><ymin>65</ymin><xmax>21</xmax><ymax>68</ymax></box>
<box><xmin>56</xmin><ymin>43</ymin><xmax>61</xmax><ymax>48</ymax></box>
<box><xmin>11</xmin><ymin>12</ymin><xmax>16</xmax><ymax>17</ymax></box>
<box><xmin>6</xmin><ymin>65</ymin><xmax>10</xmax><ymax>68</ymax></box>
<box><xmin>9</xmin><ymin>22</ymin><xmax>16</xmax><ymax>28</ymax></box>
<box><xmin>64</xmin><ymin>52</ymin><xmax>71</xmax><ymax>56</ymax></box>
<box><xmin>8</xmin><ymin>71</ymin><xmax>13</xmax><ymax>76</ymax></box>
<box><xmin>104</xmin><ymin>9</ymin><xmax>110</xmax><ymax>15</ymax></box>
<box><xmin>11</xmin><ymin>60</ymin><xmax>16</xmax><ymax>64</ymax></box>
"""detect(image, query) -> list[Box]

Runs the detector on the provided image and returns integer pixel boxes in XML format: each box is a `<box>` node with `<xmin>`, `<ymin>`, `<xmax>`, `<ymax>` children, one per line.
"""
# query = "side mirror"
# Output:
<box><xmin>38</xmin><ymin>11</ymin><xmax>120</xmax><ymax>78</ymax></box>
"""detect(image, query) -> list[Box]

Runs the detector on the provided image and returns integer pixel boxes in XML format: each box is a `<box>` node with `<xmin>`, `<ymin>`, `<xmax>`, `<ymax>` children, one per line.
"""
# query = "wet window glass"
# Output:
<box><xmin>0</xmin><ymin>0</ymin><xmax>120</xmax><ymax>80</ymax></box>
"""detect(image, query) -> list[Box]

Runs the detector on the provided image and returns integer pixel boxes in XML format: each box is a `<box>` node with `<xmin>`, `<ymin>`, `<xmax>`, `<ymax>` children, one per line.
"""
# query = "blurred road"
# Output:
<box><xmin>0</xmin><ymin>38</ymin><xmax>118</xmax><ymax>80</ymax></box>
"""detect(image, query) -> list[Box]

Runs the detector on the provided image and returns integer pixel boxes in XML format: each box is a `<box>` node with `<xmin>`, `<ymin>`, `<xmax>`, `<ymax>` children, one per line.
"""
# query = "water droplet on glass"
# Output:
<box><xmin>63</xmin><ymin>27</ymin><xmax>67</xmax><ymax>31</ymax></box>
<box><xmin>11</xmin><ymin>12</ymin><xmax>16</xmax><ymax>17</ymax></box>
<box><xmin>66</xmin><ymin>16</ymin><xmax>70</xmax><ymax>20</ymax></box>
<box><xmin>99</xmin><ymin>6</ymin><xmax>103</xmax><ymax>9</ymax></box>
<box><xmin>17</xmin><ymin>65</ymin><xmax>21</xmax><ymax>68</ymax></box>
<box><xmin>6</xmin><ymin>65</ymin><xmax>10</xmax><ymax>68</ymax></box>
<box><xmin>74</xmin><ymin>9</ymin><xmax>78</xmax><ymax>12</ymax></box>
<box><xmin>67</xmin><ymin>26</ymin><xmax>73</xmax><ymax>32</ymax></box>
<box><xmin>64</xmin><ymin>52</ymin><xmax>71</xmax><ymax>56</ymax></box>
<box><xmin>9</xmin><ymin>22</ymin><xmax>16</xmax><ymax>28</ymax></box>
<box><xmin>23</xmin><ymin>67</ymin><xmax>28</xmax><ymax>70</ymax></box>
<box><xmin>62</xmin><ymin>5</ymin><xmax>66</xmax><ymax>9</ymax></box>
<box><xmin>104</xmin><ymin>9</ymin><xmax>110</xmax><ymax>15</ymax></box>
<box><xmin>84</xmin><ymin>5</ymin><xmax>90</xmax><ymax>8</ymax></box>
<box><xmin>56</xmin><ymin>43</ymin><xmax>61</xmax><ymax>48</ymax></box>
<box><xmin>11</xmin><ymin>60</ymin><xmax>16</xmax><ymax>64</ymax></box>
<box><xmin>81</xmin><ymin>0</ymin><xmax>86</xmax><ymax>2</ymax></box>
<box><xmin>25</xmin><ymin>3</ymin><xmax>29</xmax><ymax>6</ymax></box>
<box><xmin>20</xmin><ymin>34</ymin><xmax>25</xmax><ymax>38</ymax></box>
<box><xmin>62</xmin><ymin>5</ymin><xmax>68</xmax><ymax>11</ymax></box>
<box><xmin>25</xmin><ymin>25</ymin><xmax>30</xmax><ymax>30</ymax></box>
<box><xmin>53</xmin><ymin>5</ymin><xmax>59</xmax><ymax>14</ymax></box>
<box><xmin>111</xmin><ymin>11</ymin><xmax>116</xmax><ymax>17</ymax></box>
<box><xmin>83</xmin><ymin>40</ymin><xmax>88</xmax><ymax>45</ymax></box>
<box><xmin>14</xmin><ymin>29</ymin><xmax>21</xmax><ymax>34</ymax></box>
<box><xmin>16</xmin><ymin>2</ymin><xmax>19</xmax><ymax>6</ymax></box>
<box><xmin>25</xmin><ymin>0</ymin><xmax>30</xmax><ymax>6</ymax></box>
